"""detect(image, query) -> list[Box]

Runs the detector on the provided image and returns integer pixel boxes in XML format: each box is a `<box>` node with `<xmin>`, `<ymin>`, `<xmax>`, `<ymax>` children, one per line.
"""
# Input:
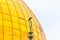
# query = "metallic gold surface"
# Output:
<box><xmin>0</xmin><ymin>0</ymin><xmax>46</xmax><ymax>40</ymax></box>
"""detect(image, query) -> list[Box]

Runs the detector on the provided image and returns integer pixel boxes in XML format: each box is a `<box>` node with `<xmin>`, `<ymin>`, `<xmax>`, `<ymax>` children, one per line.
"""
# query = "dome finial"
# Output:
<box><xmin>28</xmin><ymin>17</ymin><xmax>32</xmax><ymax>21</ymax></box>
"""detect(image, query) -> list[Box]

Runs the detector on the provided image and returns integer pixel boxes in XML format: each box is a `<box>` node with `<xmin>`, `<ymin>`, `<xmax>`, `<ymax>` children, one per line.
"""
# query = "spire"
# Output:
<box><xmin>28</xmin><ymin>17</ymin><xmax>33</xmax><ymax>40</ymax></box>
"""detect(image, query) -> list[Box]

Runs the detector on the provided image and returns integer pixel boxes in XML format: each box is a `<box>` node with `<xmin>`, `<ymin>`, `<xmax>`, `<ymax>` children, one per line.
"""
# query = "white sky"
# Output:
<box><xmin>24</xmin><ymin>0</ymin><xmax>60</xmax><ymax>40</ymax></box>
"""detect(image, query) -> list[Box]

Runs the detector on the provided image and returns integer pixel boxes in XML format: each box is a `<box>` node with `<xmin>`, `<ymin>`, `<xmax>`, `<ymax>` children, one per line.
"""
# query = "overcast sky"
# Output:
<box><xmin>24</xmin><ymin>0</ymin><xmax>60</xmax><ymax>40</ymax></box>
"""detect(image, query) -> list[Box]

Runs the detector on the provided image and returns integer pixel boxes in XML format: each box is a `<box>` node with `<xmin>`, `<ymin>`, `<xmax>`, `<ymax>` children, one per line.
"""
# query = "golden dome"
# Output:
<box><xmin>0</xmin><ymin>0</ymin><xmax>46</xmax><ymax>40</ymax></box>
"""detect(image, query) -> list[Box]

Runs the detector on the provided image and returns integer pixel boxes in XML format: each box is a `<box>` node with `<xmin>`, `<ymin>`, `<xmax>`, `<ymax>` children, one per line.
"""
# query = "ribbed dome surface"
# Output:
<box><xmin>0</xmin><ymin>0</ymin><xmax>46</xmax><ymax>40</ymax></box>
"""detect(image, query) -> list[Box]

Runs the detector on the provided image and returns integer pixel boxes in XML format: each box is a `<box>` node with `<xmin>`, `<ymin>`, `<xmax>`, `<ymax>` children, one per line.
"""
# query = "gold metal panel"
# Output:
<box><xmin>0</xmin><ymin>0</ymin><xmax>46</xmax><ymax>40</ymax></box>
